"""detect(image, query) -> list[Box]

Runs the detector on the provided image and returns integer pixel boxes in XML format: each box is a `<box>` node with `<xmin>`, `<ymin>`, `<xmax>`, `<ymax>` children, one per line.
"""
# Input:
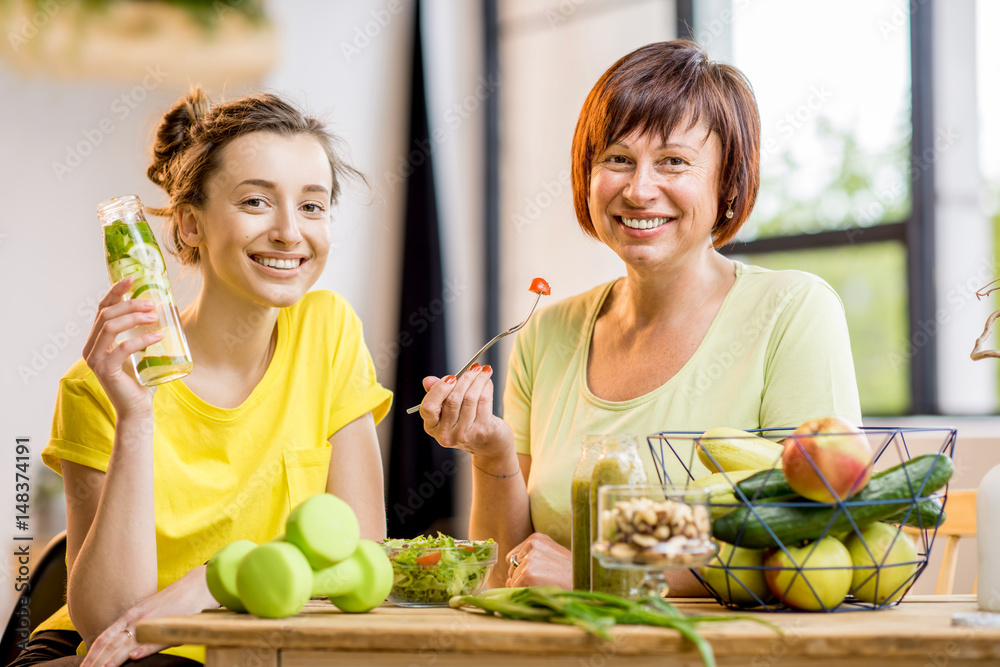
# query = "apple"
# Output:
<box><xmin>764</xmin><ymin>536</ymin><xmax>853</xmax><ymax>611</ymax></box>
<box><xmin>844</xmin><ymin>522</ymin><xmax>919</xmax><ymax>604</ymax></box>
<box><xmin>783</xmin><ymin>416</ymin><xmax>872</xmax><ymax>503</ymax></box>
<box><xmin>700</xmin><ymin>542</ymin><xmax>772</xmax><ymax>607</ymax></box>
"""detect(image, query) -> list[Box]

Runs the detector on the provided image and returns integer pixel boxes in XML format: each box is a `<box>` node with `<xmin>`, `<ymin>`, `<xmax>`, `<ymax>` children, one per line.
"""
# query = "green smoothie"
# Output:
<box><xmin>571</xmin><ymin>476</ymin><xmax>592</xmax><ymax>591</ymax></box>
<box><xmin>590</xmin><ymin>457</ymin><xmax>643</xmax><ymax>596</ymax></box>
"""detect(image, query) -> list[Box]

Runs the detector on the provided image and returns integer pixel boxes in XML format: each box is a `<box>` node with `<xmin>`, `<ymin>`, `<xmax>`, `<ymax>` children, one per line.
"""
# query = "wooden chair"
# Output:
<box><xmin>927</xmin><ymin>489</ymin><xmax>978</xmax><ymax>595</ymax></box>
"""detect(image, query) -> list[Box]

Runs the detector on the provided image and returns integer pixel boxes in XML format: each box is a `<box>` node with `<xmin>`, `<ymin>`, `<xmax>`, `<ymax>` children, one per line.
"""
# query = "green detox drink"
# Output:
<box><xmin>571</xmin><ymin>436</ymin><xmax>602</xmax><ymax>591</ymax></box>
<box><xmin>98</xmin><ymin>195</ymin><xmax>192</xmax><ymax>386</ymax></box>
<box><xmin>590</xmin><ymin>435</ymin><xmax>646</xmax><ymax>598</ymax></box>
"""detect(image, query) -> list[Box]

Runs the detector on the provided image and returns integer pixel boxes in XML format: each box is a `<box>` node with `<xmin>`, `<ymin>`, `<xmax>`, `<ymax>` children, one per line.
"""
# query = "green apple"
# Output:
<box><xmin>700</xmin><ymin>542</ymin><xmax>772</xmax><ymax>607</ymax></box>
<box><xmin>764</xmin><ymin>536</ymin><xmax>853</xmax><ymax>611</ymax></box>
<box><xmin>844</xmin><ymin>522</ymin><xmax>918</xmax><ymax>604</ymax></box>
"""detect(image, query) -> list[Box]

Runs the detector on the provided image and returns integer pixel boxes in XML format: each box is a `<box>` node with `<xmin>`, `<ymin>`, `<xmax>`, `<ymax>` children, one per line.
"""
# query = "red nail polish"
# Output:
<box><xmin>482</xmin><ymin>365</ymin><xmax>492</xmax><ymax>373</ymax></box>
<box><xmin>470</xmin><ymin>363</ymin><xmax>481</xmax><ymax>372</ymax></box>
<box><xmin>444</xmin><ymin>375</ymin><xmax>457</xmax><ymax>384</ymax></box>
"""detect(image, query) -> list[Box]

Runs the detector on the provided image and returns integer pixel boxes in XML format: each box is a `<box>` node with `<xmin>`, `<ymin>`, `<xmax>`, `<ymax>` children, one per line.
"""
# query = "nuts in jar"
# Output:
<box><xmin>593</xmin><ymin>495</ymin><xmax>715</xmax><ymax>567</ymax></box>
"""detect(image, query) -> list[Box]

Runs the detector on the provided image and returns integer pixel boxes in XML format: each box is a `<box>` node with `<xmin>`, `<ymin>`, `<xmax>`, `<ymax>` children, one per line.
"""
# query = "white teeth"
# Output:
<box><xmin>253</xmin><ymin>256</ymin><xmax>302</xmax><ymax>270</ymax></box>
<box><xmin>621</xmin><ymin>217</ymin><xmax>670</xmax><ymax>230</ymax></box>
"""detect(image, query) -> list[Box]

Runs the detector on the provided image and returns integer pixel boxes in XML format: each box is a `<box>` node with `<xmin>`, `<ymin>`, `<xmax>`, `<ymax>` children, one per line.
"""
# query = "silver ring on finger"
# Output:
<box><xmin>509</xmin><ymin>553</ymin><xmax>520</xmax><ymax>568</ymax></box>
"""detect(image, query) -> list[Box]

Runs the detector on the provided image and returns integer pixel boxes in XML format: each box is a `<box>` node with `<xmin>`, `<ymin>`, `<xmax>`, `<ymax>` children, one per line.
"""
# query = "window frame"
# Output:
<box><xmin>677</xmin><ymin>2</ymin><xmax>937</xmax><ymax>414</ymax></box>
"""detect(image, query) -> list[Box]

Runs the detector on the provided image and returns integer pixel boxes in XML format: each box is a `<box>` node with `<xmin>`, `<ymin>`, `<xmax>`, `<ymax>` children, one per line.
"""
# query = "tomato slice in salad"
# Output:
<box><xmin>529</xmin><ymin>277</ymin><xmax>551</xmax><ymax>295</ymax></box>
<box><xmin>415</xmin><ymin>552</ymin><xmax>442</xmax><ymax>566</ymax></box>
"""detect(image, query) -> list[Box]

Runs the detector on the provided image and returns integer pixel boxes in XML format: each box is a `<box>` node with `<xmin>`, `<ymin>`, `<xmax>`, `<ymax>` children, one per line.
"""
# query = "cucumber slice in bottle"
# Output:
<box><xmin>127</xmin><ymin>242</ymin><xmax>166</xmax><ymax>274</ymax></box>
<box><xmin>108</xmin><ymin>258</ymin><xmax>144</xmax><ymax>283</ymax></box>
<box><xmin>136</xmin><ymin>355</ymin><xmax>188</xmax><ymax>374</ymax></box>
<box><xmin>132</xmin><ymin>279</ymin><xmax>170</xmax><ymax>301</ymax></box>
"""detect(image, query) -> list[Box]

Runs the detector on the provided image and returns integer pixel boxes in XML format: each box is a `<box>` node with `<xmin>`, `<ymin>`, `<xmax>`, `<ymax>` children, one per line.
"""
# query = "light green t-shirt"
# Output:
<box><xmin>37</xmin><ymin>290</ymin><xmax>392</xmax><ymax>662</ymax></box>
<box><xmin>503</xmin><ymin>262</ymin><xmax>862</xmax><ymax>548</ymax></box>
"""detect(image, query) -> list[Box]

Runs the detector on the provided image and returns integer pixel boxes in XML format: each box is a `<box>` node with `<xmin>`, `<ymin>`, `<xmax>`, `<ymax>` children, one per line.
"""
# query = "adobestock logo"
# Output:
<box><xmin>6</xmin><ymin>0</ymin><xmax>70</xmax><ymax>53</ymax></box>
<box><xmin>338</xmin><ymin>0</ymin><xmax>405</xmax><ymax>63</ymax></box>
<box><xmin>51</xmin><ymin>65</ymin><xmax>170</xmax><ymax>182</ymax></box>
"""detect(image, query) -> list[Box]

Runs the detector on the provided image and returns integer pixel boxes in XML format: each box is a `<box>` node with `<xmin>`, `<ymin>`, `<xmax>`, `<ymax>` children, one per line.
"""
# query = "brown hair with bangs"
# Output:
<box><xmin>571</xmin><ymin>40</ymin><xmax>760</xmax><ymax>247</ymax></box>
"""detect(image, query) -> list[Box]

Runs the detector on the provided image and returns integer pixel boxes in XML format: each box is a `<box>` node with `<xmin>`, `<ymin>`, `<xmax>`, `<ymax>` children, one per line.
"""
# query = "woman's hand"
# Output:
<box><xmin>419</xmin><ymin>365</ymin><xmax>512</xmax><ymax>460</ymax></box>
<box><xmin>82</xmin><ymin>278</ymin><xmax>163</xmax><ymax>418</ymax></box>
<box><xmin>80</xmin><ymin>566</ymin><xmax>215</xmax><ymax>667</ymax></box>
<box><xmin>505</xmin><ymin>533</ymin><xmax>573</xmax><ymax>589</ymax></box>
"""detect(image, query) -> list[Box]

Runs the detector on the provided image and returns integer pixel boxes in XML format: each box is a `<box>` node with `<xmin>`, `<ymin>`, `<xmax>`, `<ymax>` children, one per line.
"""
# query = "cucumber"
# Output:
<box><xmin>735</xmin><ymin>468</ymin><xmax>794</xmax><ymax>501</ymax></box>
<box><xmin>734</xmin><ymin>458</ymin><xmax>902</xmax><ymax>502</ymax></box>
<box><xmin>712</xmin><ymin>453</ymin><xmax>953</xmax><ymax>548</ymax></box>
<box><xmin>885</xmin><ymin>496</ymin><xmax>946</xmax><ymax>530</ymax></box>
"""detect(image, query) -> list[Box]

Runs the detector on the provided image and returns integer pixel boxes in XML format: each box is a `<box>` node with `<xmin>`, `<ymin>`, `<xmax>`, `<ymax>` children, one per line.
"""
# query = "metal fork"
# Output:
<box><xmin>405</xmin><ymin>291</ymin><xmax>545</xmax><ymax>415</ymax></box>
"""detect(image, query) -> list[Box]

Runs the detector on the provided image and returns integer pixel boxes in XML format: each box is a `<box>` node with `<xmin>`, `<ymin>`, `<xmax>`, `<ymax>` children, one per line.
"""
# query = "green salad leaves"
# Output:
<box><xmin>382</xmin><ymin>533</ymin><xmax>497</xmax><ymax>605</ymax></box>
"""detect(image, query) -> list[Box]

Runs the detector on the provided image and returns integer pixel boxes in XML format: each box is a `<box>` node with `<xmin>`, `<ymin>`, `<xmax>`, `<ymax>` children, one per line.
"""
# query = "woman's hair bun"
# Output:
<box><xmin>147</xmin><ymin>87</ymin><xmax>211</xmax><ymax>191</ymax></box>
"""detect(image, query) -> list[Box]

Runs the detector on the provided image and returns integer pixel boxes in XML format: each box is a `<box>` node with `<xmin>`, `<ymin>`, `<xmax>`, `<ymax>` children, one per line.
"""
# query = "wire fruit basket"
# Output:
<box><xmin>646</xmin><ymin>426</ymin><xmax>958</xmax><ymax>612</ymax></box>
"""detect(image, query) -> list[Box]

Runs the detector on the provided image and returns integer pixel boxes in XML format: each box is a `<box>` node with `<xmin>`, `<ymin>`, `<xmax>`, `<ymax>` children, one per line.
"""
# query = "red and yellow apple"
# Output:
<box><xmin>783</xmin><ymin>416</ymin><xmax>873</xmax><ymax>503</ymax></box>
<box><xmin>764</xmin><ymin>536</ymin><xmax>853</xmax><ymax>611</ymax></box>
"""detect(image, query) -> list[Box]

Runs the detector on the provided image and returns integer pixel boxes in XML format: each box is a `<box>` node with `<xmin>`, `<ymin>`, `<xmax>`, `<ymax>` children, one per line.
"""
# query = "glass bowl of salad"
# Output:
<box><xmin>381</xmin><ymin>534</ymin><xmax>498</xmax><ymax>607</ymax></box>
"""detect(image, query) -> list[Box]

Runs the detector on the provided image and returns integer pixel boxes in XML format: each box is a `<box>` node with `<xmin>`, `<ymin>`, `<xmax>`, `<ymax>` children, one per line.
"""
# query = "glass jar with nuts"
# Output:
<box><xmin>593</xmin><ymin>484</ymin><xmax>718</xmax><ymax>595</ymax></box>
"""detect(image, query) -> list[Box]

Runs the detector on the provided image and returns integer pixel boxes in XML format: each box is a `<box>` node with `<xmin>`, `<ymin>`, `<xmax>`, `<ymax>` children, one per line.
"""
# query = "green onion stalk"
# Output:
<box><xmin>450</xmin><ymin>586</ymin><xmax>781</xmax><ymax>667</ymax></box>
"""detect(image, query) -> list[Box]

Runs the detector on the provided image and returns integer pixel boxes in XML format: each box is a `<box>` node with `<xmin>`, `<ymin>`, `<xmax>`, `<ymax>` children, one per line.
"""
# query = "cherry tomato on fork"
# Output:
<box><xmin>529</xmin><ymin>277</ymin><xmax>551</xmax><ymax>295</ymax></box>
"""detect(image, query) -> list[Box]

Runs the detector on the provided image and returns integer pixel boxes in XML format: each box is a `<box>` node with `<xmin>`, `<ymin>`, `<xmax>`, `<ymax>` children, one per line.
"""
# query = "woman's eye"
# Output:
<box><xmin>666</xmin><ymin>157</ymin><xmax>685</xmax><ymax>166</ymax></box>
<box><xmin>302</xmin><ymin>203</ymin><xmax>326</xmax><ymax>214</ymax></box>
<box><xmin>242</xmin><ymin>198</ymin><xmax>265</xmax><ymax>208</ymax></box>
<box><xmin>605</xmin><ymin>155</ymin><xmax>630</xmax><ymax>165</ymax></box>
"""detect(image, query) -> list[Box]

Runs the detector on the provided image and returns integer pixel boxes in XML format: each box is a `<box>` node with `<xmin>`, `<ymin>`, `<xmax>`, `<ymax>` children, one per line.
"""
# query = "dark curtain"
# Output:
<box><xmin>386</xmin><ymin>0</ymin><xmax>455</xmax><ymax>538</ymax></box>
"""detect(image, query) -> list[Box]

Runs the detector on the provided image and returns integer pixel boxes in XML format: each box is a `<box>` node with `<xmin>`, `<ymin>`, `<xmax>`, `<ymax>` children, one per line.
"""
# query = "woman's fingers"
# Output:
<box><xmin>454</xmin><ymin>366</ymin><xmax>494</xmax><ymax>435</ymax></box>
<box><xmin>98</xmin><ymin>331</ymin><xmax>164</xmax><ymax>377</ymax></box>
<box><xmin>418</xmin><ymin>374</ymin><xmax>456</xmax><ymax>427</ymax></box>
<box><xmin>439</xmin><ymin>365</ymin><xmax>487</xmax><ymax>425</ymax></box>
<box><xmin>128</xmin><ymin>642</ymin><xmax>169</xmax><ymax>662</ymax></box>
<box><xmin>80</xmin><ymin>625</ymin><xmax>136</xmax><ymax>667</ymax></box>
<box><xmin>83</xmin><ymin>298</ymin><xmax>156</xmax><ymax>360</ymax></box>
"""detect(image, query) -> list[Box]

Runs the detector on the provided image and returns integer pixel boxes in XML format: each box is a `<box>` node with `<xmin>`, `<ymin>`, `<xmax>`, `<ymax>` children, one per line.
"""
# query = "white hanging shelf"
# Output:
<box><xmin>1</xmin><ymin>0</ymin><xmax>278</xmax><ymax>89</ymax></box>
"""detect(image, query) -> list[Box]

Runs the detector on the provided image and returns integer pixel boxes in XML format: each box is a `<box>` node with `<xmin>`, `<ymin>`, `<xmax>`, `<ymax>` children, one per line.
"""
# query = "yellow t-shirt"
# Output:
<box><xmin>504</xmin><ymin>262</ymin><xmax>863</xmax><ymax>548</ymax></box>
<box><xmin>36</xmin><ymin>290</ymin><xmax>392</xmax><ymax>662</ymax></box>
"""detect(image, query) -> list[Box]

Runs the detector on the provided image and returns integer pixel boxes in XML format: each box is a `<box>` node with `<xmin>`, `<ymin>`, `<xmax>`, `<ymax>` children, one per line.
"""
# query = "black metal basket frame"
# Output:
<box><xmin>645</xmin><ymin>426</ymin><xmax>959</xmax><ymax>612</ymax></box>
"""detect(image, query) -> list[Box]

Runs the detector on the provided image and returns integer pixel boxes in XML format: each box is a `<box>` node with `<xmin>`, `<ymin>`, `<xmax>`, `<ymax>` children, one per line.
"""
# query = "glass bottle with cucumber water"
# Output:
<box><xmin>97</xmin><ymin>195</ymin><xmax>192</xmax><ymax>386</ymax></box>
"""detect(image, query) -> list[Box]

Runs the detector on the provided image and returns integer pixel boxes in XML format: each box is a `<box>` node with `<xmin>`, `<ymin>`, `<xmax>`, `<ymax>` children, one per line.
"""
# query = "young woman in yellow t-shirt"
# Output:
<box><xmin>18</xmin><ymin>89</ymin><xmax>392</xmax><ymax>667</ymax></box>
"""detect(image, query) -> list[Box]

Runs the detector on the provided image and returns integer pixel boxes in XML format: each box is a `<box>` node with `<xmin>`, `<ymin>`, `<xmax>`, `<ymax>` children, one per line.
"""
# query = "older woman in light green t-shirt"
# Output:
<box><xmin>416</xmin><ymin>40</ymin><xmax>861</xmax><ymax>592</ymax></box>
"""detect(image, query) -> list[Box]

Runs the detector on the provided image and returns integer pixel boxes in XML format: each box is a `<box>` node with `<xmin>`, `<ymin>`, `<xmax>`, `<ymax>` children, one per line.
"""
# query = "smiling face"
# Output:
<box><xmin>588</xmin><ymin>120</ymin><xmax>724</xmax><ymax>270</ymax></box>
<box><xmin>183</xmin><ymin>131</ymin><xmax>334</xmax><ymax>309</ymax></box>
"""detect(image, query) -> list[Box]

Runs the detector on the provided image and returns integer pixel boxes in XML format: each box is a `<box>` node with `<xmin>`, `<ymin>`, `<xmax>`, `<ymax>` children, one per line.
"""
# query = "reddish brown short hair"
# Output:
<box><xmin>571</xmin><ymin>40</ymin><xmax>760</xmax><ymax>247</ymax></box>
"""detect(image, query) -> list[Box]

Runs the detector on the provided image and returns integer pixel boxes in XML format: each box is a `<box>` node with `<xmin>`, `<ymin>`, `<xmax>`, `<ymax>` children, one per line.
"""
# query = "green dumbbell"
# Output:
<box><xmin>205</xmin><ymin>539</ymin><xmax>257</xmax><ymax>613</ymax></box>
<box><xmin>219</xmin><ymin>539</ymin><xmax>392</xmax><ymax>618</ymax></box>
<box><xmin>312</xmin><ymin>540</ymin><xmax>393</xmax><ymax>613</ymax></box>
<box><xmin>236</xmin><ymin>541</ymin><xmax>314</xmax><ymax>618</ymax></box>
<box><xmin>285</xmin><ymin>493</ymin><xmax>360</xmax><ymax>570</ymax></box>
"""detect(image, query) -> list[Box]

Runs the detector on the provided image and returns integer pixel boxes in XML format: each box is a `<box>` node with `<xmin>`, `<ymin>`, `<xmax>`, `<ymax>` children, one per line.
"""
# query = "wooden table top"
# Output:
<box><xmin>136</xmin><ymin>594</ymin><xmax>1000</xmax><ymax>666</ymax></box>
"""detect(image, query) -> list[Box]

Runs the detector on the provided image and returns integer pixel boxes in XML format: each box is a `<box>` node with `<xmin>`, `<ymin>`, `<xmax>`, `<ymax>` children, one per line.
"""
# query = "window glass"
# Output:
<box><xmin>729</xmin><ymin>0</ymin><xmax>912</xmax><ymax>240</ymax></box>
<box><xmin>739</xmin><ymin>242</ymin><xmax>910</xmax><ymax>416</ymax></box>
<box><xmin>978</xmin><ymin>0</ymin><xmax>1000</xmax><ymax>398</ymax></box>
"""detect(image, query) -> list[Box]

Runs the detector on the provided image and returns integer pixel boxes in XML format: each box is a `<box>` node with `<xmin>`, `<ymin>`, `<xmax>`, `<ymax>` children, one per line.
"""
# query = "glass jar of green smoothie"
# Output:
<box><xmin>571</xmin><ymin>436</ymin><xmax>602</xmax><ymax>591</ymax></box>
<box><xmin>590</xmin><ymin>434</ymin><xmax>648</xmax><ymax>598</ymax></box>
